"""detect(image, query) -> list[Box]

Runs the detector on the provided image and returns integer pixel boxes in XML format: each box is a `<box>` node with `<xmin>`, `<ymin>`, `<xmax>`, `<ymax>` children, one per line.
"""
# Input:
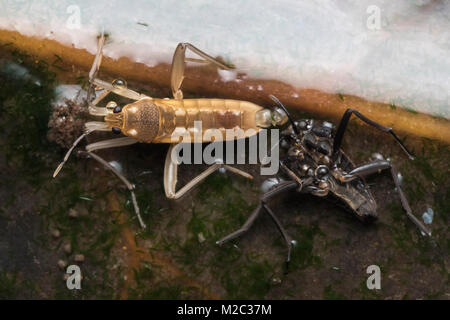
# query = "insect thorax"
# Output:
<box><xmin>282</xmin><ymin>119</ymin><xmax>377</xmax><ymax>220</ymax></box>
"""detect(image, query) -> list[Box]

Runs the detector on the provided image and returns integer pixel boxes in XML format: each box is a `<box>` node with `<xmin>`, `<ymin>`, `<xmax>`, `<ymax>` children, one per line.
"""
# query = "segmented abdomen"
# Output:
<box><xmin>153</xmin><ymin>98</ymin><xmax>263</xmax><ymax>142</ymax></box>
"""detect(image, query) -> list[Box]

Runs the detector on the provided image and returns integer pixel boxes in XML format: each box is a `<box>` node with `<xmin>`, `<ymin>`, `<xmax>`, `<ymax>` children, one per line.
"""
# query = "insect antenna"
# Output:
<box><xmin>269</xmin><ymin>95</ymin><xmax>299</xmax><ymax>134</ymax></box>
<box><xmin>52</xmin><ymin>130</ymin><xmax>94</xmax><ymax>178</ymax></box>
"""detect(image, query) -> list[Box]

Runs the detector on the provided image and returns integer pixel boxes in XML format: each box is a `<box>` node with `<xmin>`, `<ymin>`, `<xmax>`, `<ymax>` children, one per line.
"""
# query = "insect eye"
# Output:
<box><xmin>315</xmin><ymin>165</ymin><xmax>329</xmax><ymax>178</ymax></box>
<box><xmin>106</xmin><ymin>101</ymin><xmax>118</xmax><ymax>112</ymax></box>
<box><xmin>112</xmin><ymin>127</ymin><xmax>121</xmax><ymax>134</ymax></box>
<box><xmin>113</xmin><ymin>105</ymin><xmax>123</xmax><ymax>113</ymax></box>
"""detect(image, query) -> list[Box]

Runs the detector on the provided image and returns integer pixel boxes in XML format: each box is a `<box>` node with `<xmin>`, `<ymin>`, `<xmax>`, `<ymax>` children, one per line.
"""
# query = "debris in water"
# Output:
<box><xmin>57</xmin><ymin>260</ymin><xmax>68</xmax><ymax>270</ymax></box>
<box><xmin>198</xmin><ymin>232</ymin><xmax>206</xmax><ymax>243</ymax></box>
<box><xmin>47</xmin><ymin>86</ymin><xmax>88</xmax><ymax>149</ymax></box>
<box><xmin>422</xmin><ymin>207</ymin><xmax>434</xmax><ymax>225</ymax></box>
<box><xmin>63</xmin><ymin>243</ymin><xmax>72</xmax><ymax>255</ymax></box>
<box><xmin>74</xmin><ymin>254</ymin><xmax>85</xmax><ymax>262</ymax></box>
<box><xmin>272</xmin><ymin>277</ymin><xmax>282</xmax><ymax>285</ymax></box>
<box><xmin>68</xmin><ymin>208</ymin><xmax>78</xmax><ymax>218</ymax></box>
<box><xmin>51</xmin><ymin>228</ymin><xmax>61</xmax><ymax>238</ymax></box>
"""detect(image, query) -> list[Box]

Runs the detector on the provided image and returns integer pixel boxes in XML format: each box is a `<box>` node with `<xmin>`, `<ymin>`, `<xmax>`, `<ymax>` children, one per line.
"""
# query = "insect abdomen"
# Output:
<box><xmin>152</xmin><ymin>98</ymin><xmax>263</xmax><ymax>143</ymax></box>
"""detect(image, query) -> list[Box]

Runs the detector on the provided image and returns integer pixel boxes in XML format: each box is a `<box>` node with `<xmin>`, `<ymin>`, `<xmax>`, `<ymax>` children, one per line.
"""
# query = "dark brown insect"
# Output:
<box><xmin>216</xmin><ymin>95</ymin><xmax>431</xmax><ymax>271</ymax></box>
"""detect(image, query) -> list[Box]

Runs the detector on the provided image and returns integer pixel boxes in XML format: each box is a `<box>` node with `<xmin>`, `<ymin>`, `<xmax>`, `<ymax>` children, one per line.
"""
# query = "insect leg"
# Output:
<box><xmin>85</xmin><ymin>137</ymin><xmax>138</xmax><ymax>152</ymax></box>
<box><xmin>53</xmin><ymin>119</ymin><xmax>114</xmax><ymax>177</ymax></box>
<box><xmin>332</xmin><ymin>109</ymin><xmax>415</xmax><ymax>160</ymax></box>
<box><xmin>86</xmin><ymin>32</ymin><xmax>110</xmax><ymax>116</ymax></box>
<box><xmin>349</xmin><ymin>160</ymin><xmax>431</xmax><ymax>236</ymax></box>
<box><xmin>53</xmin><ymin>129</ymin><xmax>94</xmax><ymax>177</ymax></box>
<box><xmin>170</xmin><ymin>43</ymin><xmax>233</xmax><ymax>100</ymax></box>
<box><xmin>222</xmin><ymin>165</ymin><xmax>253</xmax><ymax>180</ymax></box>
<box><xmin>84</xmin><ymin>121</ymin><xmax>112</xmax><ymax>132</ymax></box>
<box><xmin>87</xmin><ymin>32</ymin><xmax>150</xmax><ymax>117</ymax></box>
<box><xmin>216</xmin><ymin>204</ymin><xmax>264</xmax><ymax>246</ymax></box>
<box><xmin>78</xmin><ymin>151</ymin><xmax>146</xmax><ymax>229</ymax></box>
<box><xmin>164</xmin><ymin>144</ymin><xmax>253</xmax><ymax>199</ymax></box>
<box><xmin>262</xmin><ymin>203</ymin><xmax>294</xmax><ymax>273</ymax></box>
<box><xmin>90</xmin><ymin>78</ymin><xmax>149</xmax><ymax>101</ymax></box>
<box><xmin>52</xmin><ymin>125</ymin><xmax>136</xmax><ymax>178</ymax></box>
<box><xmin>216</xmin><ymin>180</ymin><xmax>298</xmax><ymax>246</ymax></box>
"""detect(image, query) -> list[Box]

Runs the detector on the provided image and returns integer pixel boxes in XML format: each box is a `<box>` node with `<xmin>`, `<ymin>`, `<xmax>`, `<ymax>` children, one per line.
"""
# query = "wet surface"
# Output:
<box><xmin>0</xmin><ymin>48</ymin><xmax>448</xmax><ymax>299</ymax></box>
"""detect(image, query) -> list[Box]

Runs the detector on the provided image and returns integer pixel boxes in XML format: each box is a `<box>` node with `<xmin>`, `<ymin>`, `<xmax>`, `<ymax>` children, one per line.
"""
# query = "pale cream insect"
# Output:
<box><xmin>53</xmin><ymin>34</ymin><xmax>288</xmax><ymax>229</ymax></box>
